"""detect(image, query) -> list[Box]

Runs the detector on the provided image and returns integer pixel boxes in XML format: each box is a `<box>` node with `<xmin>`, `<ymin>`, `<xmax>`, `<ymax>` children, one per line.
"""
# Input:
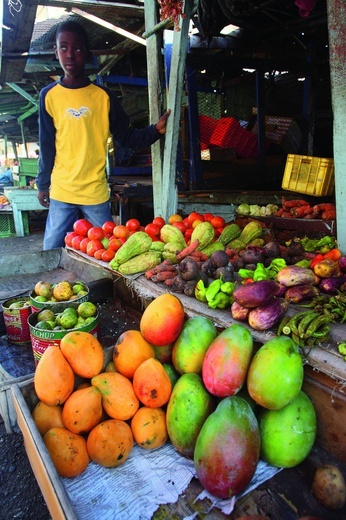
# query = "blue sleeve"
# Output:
<box><xmin>108</xmin><ymin>90</ymin><xmax>161</xmax><ymax>149</ymax></box>
<box><xmin>36</xmin><ymin>85</ymin><xmax>56</xmax><ymax>192</ymax></box>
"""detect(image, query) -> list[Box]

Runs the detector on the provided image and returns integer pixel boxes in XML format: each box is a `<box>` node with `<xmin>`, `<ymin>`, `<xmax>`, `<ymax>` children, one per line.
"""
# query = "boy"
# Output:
<box><xmin>36</xmin><ymin>20</ymin><xmax>170</xmax><ymax>250</ymax></box>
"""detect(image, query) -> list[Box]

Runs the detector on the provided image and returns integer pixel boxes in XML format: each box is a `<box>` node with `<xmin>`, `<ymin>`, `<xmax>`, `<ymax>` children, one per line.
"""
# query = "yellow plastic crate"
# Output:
<box><xmin>282</xmin><ymin>154</ymin><xmax>335</xmax><ymax>196</ymax></box>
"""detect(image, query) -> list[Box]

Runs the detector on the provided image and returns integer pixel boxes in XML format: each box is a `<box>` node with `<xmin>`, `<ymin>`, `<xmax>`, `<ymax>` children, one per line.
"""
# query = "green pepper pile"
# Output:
<box><xmin>195</xmin><ymin>278</ymin><xmax>237</xmax><ymax>309</ymax></box>
<box><xmin>238</xmin><ymin>258</ymin><xmax>287</xmax><ymax>281</ymax></box>
<box><xmin>277</xmin><ymin>310</ymin><xmax>332</xmax><ymax>351</ymax></box>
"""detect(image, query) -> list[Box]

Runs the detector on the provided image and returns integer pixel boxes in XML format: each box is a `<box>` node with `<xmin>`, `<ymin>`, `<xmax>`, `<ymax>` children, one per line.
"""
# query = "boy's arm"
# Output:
<box><xmin>109</xmin><ymin>91</ymin><xmax>169</xmax><ymax>149</ymax></box>
<box><xmin>36</xmin><ymin>89</ymin><xmax>56</xmax><ymax>201</ymax></box>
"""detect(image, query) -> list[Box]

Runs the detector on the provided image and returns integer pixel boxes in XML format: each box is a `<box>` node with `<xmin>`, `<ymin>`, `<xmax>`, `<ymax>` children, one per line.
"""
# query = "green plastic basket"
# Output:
<box><xmin>0</xmin><ymin>212</ymin><xmax>29</xmax><ymax>238</ymax></box>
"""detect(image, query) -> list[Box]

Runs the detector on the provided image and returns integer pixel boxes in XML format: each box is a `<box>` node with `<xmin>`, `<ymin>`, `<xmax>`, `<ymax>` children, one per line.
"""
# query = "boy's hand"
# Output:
<box><xmin>38</xmin><ymin>190</ymin><xmax>50</xmax><ymax>208</ymax></box>
<box><xmin>155</xmin><ymin>109</ymin><xmax>171</xmax><ymax>135</ymax></box>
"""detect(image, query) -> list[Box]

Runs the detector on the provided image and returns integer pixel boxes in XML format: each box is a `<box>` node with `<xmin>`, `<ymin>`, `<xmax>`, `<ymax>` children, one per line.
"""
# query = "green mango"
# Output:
<box><xmin>166</xmin><ymin>372</ymin><xmax>215</xmax><ymax>459</ymax></box>
<box><xmin>172</xmin><ymin>316</ymin><xmax>218</xmax><ymax>375</ymax></box>
<box><xmin>194</xmin><ymin>396</ymin><xmax>260</xmax><ymax>499</ymax></box>
<box><xmin>258</xmin><ymin>390</ymin><xmax>317</xmax><ymax>468</ymax></box>
<box><xmin>247</xmin><ymin>335</ymin><xmax>304</xmax><ymax>410</ymax></box>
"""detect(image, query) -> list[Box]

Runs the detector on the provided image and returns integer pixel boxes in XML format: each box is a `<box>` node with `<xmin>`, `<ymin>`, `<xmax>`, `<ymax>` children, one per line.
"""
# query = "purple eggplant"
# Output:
<box><xmin>248</xmin><ymin>297</ymin><xmax>289</xmax><ymax>331</ymax></box>
<box><xmin>319</xmin><ymin>275</ymin><xmax>346</xmax><ymax>294</ymax></box>
<box><xmin>339</xmin><ymin>256</ymin><xmax>346</xmax><ymax>273</ymax></box>
<box><xmin>233</xmin><ymin>279</ymin><xmax>280</xmax><ymax>309</ymax></box>
<box><xmin>231</xmin><ymin>301</ymin><xmax>250</xmax><ymax>321</ymax></box>
<box><xmin>284</xmin><ymin>284</ymin><xmax>320</xmax><ymax>303</ymax></box>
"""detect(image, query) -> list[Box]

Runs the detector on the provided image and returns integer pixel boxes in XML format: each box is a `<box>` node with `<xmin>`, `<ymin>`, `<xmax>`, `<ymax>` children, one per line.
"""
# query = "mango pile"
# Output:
<box><xmin>33</xmin><ymin>293</ymin><xmax>317</xmax><ymax>501</ymax></box>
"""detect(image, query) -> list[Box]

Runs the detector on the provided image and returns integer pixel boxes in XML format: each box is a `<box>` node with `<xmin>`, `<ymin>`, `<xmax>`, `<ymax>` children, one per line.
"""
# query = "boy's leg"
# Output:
<box><xmin>81</xmin><ymin>201</ymin><xmax>113</xmax><ymax>228</ymax></box>
<box><xmin>43</xmin><ymin>200</ymin><xmax>80</xmax><ymax>250</ymax></box>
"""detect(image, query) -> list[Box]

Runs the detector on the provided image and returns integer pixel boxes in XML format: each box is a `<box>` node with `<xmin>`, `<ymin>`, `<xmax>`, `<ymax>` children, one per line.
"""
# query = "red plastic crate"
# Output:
<box><xmin>199</xmin><ymin>115</ymin><xmax>219</xmax><ymax>148</ymax></box>
<box><xmin>209</xmin><ymin>117</ymin><xmax>241</xmax><ymax>148</ymax></box>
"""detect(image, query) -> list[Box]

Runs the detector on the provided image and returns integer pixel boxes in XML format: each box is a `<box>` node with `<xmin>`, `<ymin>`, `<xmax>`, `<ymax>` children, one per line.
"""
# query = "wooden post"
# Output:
<box><xmin>161</xmin><ymin>0</ymin><xmax>193</xmax><ymax>219</ymax></box>
<box><xmin>327</xmin><ymin>0</ymin><xmax>346</xmax><ymax>253</ymax></box>
<box><xmin>144</xmin><ymin>0</ymin><xmax>165</xmax><ymax>218</ymax></box>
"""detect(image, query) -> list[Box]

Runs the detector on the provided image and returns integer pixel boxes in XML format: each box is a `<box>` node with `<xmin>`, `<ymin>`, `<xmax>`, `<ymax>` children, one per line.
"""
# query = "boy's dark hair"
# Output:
<box><xmin>55</xmin><ymin>20</ymin><xmax>90</xmax><ymax>51</ymax></box>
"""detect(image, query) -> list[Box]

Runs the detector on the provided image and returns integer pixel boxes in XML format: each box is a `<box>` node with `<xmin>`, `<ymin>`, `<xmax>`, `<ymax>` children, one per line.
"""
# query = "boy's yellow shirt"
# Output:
<box><xmin>44</xmin><ymin>82</ymin><xmax>110</xmax><ymax>204</ymax></box>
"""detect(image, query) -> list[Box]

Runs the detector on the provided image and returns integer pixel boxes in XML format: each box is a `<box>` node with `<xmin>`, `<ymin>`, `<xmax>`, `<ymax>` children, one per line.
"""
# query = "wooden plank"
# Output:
<box><xmin>144</xmin><ymin>0</ymin><xmax>165</xmax><ymax>218</ymax></box>
<box><xmin>161</xmin><ymin>0</ymin><xmax>194</xmax><ymax>219</ymax></box>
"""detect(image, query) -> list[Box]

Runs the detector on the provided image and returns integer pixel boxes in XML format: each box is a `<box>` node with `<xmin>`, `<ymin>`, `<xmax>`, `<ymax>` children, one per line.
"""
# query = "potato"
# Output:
<box><xmin>311</xmin><ymin>464</ymin><xmax>346</xmax><ymax>510</ymax></box>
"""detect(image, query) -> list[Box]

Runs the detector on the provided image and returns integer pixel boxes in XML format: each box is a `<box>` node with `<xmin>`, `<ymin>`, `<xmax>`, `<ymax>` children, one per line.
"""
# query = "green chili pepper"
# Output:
<box><xmin>195</xmin><ymin>279</ymin><xmax>207</xmax><ymax>303</ymax></box>
<box><xmin>205</xmin><ymin>279</ymin><xmax>223</xmax><ymax>302</ymax></box>
<box><xmin>295</xmin><ymin>259</ymin><xmax>312</xmax><ymax>268</ymax></box>
<box><xmin>238</xmin><ymin>268</ymin><xmax>255</xmax><ymax>279</ymax></box>
<box><xmin>208</xmin><ymin>292</ymin><xmax>231</xmax><ymax>309</ymax></box>
<box><xmin>220</xmin><ymin>281</ymin><xmax>237</xmax><ymax>296</ymax></box>
<box><xmin>253</xmin><ymin>263</ymin><xmax>269</xmax><ymax>282</ymax></box>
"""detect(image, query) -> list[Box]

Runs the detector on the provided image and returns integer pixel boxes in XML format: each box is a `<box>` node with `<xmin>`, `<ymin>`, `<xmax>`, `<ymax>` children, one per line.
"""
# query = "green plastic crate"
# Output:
<box><xmin>0</xmin><ymin>212</ymin><xmax>29</xmax><ymax>238</ymax></box>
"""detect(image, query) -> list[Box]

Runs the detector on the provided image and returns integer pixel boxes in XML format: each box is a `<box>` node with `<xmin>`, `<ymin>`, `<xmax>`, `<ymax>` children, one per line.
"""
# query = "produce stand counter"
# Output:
<box><xmin>65</xmin><ymin>247</ymin><xmax>346</xmax><ymax>466</ymax></box>
<box><xmin>2</xmin><ymin>247</ymin><xmax>346</xmax><ymax>519</ymax></box>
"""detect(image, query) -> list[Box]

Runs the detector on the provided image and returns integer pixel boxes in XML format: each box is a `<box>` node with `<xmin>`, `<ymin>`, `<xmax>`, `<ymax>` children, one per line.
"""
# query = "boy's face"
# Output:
<box><xmin>55</xmin><ymin>30</ymin><xmax>90</xmax><ymax>83</ymax></box>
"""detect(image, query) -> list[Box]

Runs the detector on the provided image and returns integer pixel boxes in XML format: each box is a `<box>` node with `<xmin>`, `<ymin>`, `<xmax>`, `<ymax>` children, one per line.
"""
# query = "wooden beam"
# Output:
<box><xmin>327</xmin><ymin>0</ymin><xmax>346</xmax><ymax>253</ymax></box>
<box><xmin>161</xmin><ymin>0</ymin><xmax>193</xmax><ymax>219</ymax></box>
<box><xmin>144</xmin><ymin>0</ymin><xmax>165</xmax><ymax>218</ymax></box>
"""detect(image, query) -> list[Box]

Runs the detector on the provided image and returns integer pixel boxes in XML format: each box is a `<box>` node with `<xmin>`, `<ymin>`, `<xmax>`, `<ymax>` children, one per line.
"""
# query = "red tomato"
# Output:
<box><xmin>71</xmin><ymin>235</ymin><xmax>84</xmax><ymax>250</ymax></box>
<box><xmin>113</xmin><ymin>225</ymin><xmax>130</xmax><ymax>239</ymax></box>
<box><xmin>138</xmin><ymin>225</ymin><xmax>146</xmax><ymax>232</ymax></box>
<box><xmin>145</xmin><ymin>223</ymin><xmax>160</xmax><ymax>237</ymax></box>
<box><xmin>187</xmin><ymin>211</ymin><xmax>204</xmax><ymax>224</ymax></box>
<box><xmin>183</xmin><ymin>217</ymin><xmax>192</xmax><ymax>229</ymax></box>
<box><xmin>86</xmin><ymin>239</ymin><xmax>104</xmax><ymax>257</ymax></box>
<box><xmin>101</xmin><ymin>249</ymin><xmax>116</xmax><ymax>262</ymax></box>
<box><xmin>126</xmin><ymin>218</ymin><xmax>141</xmax><ymax>231</ymax></box>
<box><xmin>94</xmin><ymin>248</ymin><xmax>107</xmax><ymax>260</ymax></box>
<box><xmin>102</xmin><ymin>221</ymin><xmax>116</xmax><ymax>235</ymax></box>
<box><xmin>64</xmin><ymin>231</ymin><xmax>79</xmax><ymax>247</ymax></box>
<box><xmin>210</xmin><ymin>216</ymin><xmax>225</xmax><ymax>229</ymax></box>
<box><xmin>87</xmin><ymin>226</ymin><xmax>105</xmax><ymax>241</ymax></box>
<box><xmin>184</xmin><ymin>228</ymin><xmax>193</xmax><ymax>240</ymax></box>
<box><xmin>214</xmin><ymin>228</ymin><xmax>223</xmax><ymax>238</ymax></box>
<box><xmin>152</xmin><ymin>216</ymin><xmax>165</xmax><ymax>229</ymax></box>
<box><xmin>118</xmin><ymin>237</ymin><xmax>127</xmax><ymax>245</ymax></box>
<box><xmin>108</xmin><ymin>238</ymin><xmax>122</xmax><ymax>252</ymax></box>
<box><xmin>172</xmin><ymin>221</ymin><xmax>187</xmax><ymax>233</ymax></box>
<box><xmin>192</xmin><ymin>219</ymin><xmax>203</xmax><ymax>229</ymax></box>
<box><xmin>203</xmin><ymin>213</ymin><xmax>215</xmax><ymax>222</ymax></box>
<box><xmin>79</xmin><ymin>237</ymin><xmax>90</xmax><ymax>253</ymax></box>
<box><xmin>73</xmin><ymin>219</ymin><xmax>93</xmax><ymax>236</ymax></box>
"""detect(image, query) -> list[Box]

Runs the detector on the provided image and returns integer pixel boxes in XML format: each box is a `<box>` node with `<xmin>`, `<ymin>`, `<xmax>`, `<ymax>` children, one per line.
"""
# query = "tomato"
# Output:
<box><xmin>203</xmin><ymin>213</ymin><xmax>215</xmax><ymax>222</ymax></box>
<box><xmin>108</xmin><ymin>238</ymin><xmax>123</xmax><ymax>252</ymax></box>
<box><xmin>86</xmin><ymin>239</ymin><xmax>104</xmax><ymax>257</ymax></box>
<box><xmin>168</xmin><ymin>214</ymin><xmax>183</xmax><ymax>224</ymax></box>
<box><xmin>183</xmin><ymin>217</ymin><xmax>192</xmax><ymax>229</ymax></box>
<box><xmin>79</xmin><ymin>237</ymin><xmax>90</xmax><ymax>253</ymax></box>
<box><xmin>188</xmin><ymin>211</ymin><xmax>204</xmax><ymax>224</ymax></box>
<box><xmin>87</xmin><ymin>226</ymin><xmax>105</xmax><ymax>241</ymax></box>
<box><xmin>101</xmin><ymin>249</ymin><xmax>116</xmax><ymax>262</ymax></box>
<box><xmin>113</xmin><ymin>225</ymin><xmax>130</xmax><ymax>239</ymax></box>
<box><xmin>192</xmin><ymin>219</ymin><xmax>203</xmax><ymax>229</ymax></box>
<box><xmin>73</xmin><ymin>219</ymin><xmax>93</xmax><ymax>236</ymax></box>
<box><xmin>210</xmin><ymin>216</ymin><xmax>225</xmax><ymax>229</ymax></box>
<box><xmin>102</xmin><ymin>221</ymin><xmax>116</xmax><ymax>235</ymax></box>
<box><xmin>172</xmin><ymin>221</ymin><xmax>187</xmax><ymax>233</ymax></box>
<box><xmin>152</xmin><ymin>216</ymin><xmax>166</xmax><ymax>229</ymax></box>
<box><xmin>118</xmin><ymin>237</ymin><xmax>127</xmax><ymax>245</ymax></box>
<box><xmin>214</xmin><ymin>228</ymin><xmax>223</xmax><ymax>238</ymax></box>
<box><xmin>145</xmin><ymin>223</ymin><xmax>160</xmax><ymax>237</ymax></box>
<box><xmin>138</xmin><ymin>225</ymin><xmax>146</xmax><ymax>232</ymax></box>
<box><xmin>71</xmin><ymin>235</ymin><xmax>84</xmax><ymax>250</ymax></box>
<box><xmin>126</xmin><ymin>218</ymin><xmax>141</xmax><ymax>231</ymax></box>
<box><xmin>184</xmin><ymin>228</ymin><xmax>193</xmax><ymax>240</ymax></box>
<box><xmin>94</xmin><ymin>248</ymin><xmax>107</xmax><ymax>260</ymax></box>
<box><xmin>64</xmin><ymin>231</ymin><xmax>79</xmax><ymax>247</ymax></box>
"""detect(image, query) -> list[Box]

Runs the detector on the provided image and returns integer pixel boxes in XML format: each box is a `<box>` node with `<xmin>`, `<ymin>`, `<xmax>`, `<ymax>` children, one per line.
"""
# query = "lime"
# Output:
<box><xmin>55</xmin><ymin>313</ymin><xmax>63</xmax><ymax>326</ymax></box>
<box><xmin>46</xmin><ymin>320</ymin><xmax>56</xmax><ymax>329</ymax></box>
<box><xmin>77</xmin><ymin>301</ymin><xmax>97</xmax><ymax>318</ymax></box>
<box><xmin>60</xmin><ymin>312</ymin><xmax>78</xmax><ymax>329</ymax></box>
<box><xmin>72</xmin><ymin>283</ymin><xmax>85</xmax><ymax>295</ymax></box>
<box><xmin>76</xmin><ymin>316</ymin><xmax>86</xmax><ymax>327</ymax></box>
<box><xmin>35</xmin><ymin>321</ymin><xmax>53</xmax><ymax>331</ymax></box>
<box><xmin>9</xmin><ymin>300</ymin><xmax>30</xmax><ymax>309</ymax></box>
<box><xmin>63</xmin><ymin>307</ymin><xmax>78</xmax><ymax>317</ymax></box>
<box><xmin>76</xmin><ymin>290</ymin><xmax>88</xmax><ymax>298</ymax></box>
<box><xmin>37</xmin><ymin>309</ymin><xmax>56</xmax><ymax>322</ymax></box>
<box><xmin>84</xmin><ymin>316</ymin><xmax>96</xmax><ymax>325</ymax></box>
<box><xmin>34</xmin><ymin>296</ymin><xmax>47</xmax><ymax>303</ymax></box>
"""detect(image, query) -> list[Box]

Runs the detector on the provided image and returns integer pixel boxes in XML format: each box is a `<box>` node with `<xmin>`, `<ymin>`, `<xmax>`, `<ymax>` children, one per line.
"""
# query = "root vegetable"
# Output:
<box><xmin>178</xmin><ymin>257</ymin><xmax>200</xmax><ymax>281</ymax></box>
<box><xmin>311</xmin><ymin>464</ymin><xmax>346</xmax><ymax>510</ymax></box>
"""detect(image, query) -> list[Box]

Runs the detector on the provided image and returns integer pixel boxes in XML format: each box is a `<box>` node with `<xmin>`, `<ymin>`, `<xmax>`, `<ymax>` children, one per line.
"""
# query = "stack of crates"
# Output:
<box><xmin>282</xmin><ymin>154</ymin><xmax>335</xmax><ymax>196</ymax></box>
